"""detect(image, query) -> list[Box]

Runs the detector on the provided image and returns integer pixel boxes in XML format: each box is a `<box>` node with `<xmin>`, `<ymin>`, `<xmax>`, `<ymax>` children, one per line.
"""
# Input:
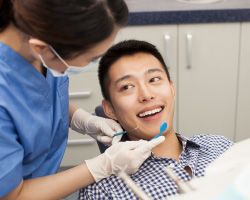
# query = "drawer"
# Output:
<box><xmin>61</xmin><ymin>130</ymin><xmax>101</xmax><ymax>167</ymax></box>
<box><xmin>69</xmin><ymin>71</ymin><xmax>103</xmax><ymax>113</ymax></box>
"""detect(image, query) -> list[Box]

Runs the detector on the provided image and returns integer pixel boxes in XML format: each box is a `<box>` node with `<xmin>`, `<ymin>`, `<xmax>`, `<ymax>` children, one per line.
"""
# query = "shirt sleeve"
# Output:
<box><xmin>0</xmin><ymin>106</ymin><xmax>24</xmax><ymax>197</ymax></box>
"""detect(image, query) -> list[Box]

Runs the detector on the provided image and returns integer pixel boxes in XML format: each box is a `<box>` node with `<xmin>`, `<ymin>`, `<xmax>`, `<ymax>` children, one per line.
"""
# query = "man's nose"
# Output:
<box><xmin>138</xmin><ymin>85</ymin><xmax>155</xmax><ymax>103</ymax></box>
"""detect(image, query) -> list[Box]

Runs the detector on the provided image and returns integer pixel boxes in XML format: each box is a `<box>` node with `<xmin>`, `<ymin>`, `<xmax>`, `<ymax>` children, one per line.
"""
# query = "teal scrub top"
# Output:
<box><xmin>0</xmin><ymin>42</ymin><xmax>69</xmax><ymax>197</ymax></box>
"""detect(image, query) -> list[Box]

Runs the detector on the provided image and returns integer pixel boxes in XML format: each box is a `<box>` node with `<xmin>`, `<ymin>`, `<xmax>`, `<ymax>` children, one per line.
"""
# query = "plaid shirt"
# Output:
<box><xmin>79</xmin><ymin>134</ymin><xmax>233</xmax><ymax>200</ymax></box>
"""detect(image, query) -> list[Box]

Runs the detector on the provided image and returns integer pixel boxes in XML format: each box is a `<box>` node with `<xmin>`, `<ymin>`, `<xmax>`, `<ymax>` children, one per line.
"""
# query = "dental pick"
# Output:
<box><xmin>151</xmin><ymin>121</ymin><xmax>168</xmax><ymax>140</ymax></box>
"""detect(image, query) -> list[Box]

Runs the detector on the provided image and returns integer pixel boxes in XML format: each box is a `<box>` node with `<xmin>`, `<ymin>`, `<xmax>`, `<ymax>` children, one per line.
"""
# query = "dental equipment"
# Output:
<box><xmin>113</xmin><ymin>131</ymin><xmax>127</xmax><ymax>137</ymax></box>
<box><xmin>118</xmin><ymin>170</ymin><xmax>151</xmax><ymax>200</ymax></box>
<box><xmin>113</xmin><ymin>125</ymin><xmax>139</xmax><ymax>137</ymax></box>
<box><xmin>151</xmin><ymin>122</ymin><xmax>168</xmax><ymax>140</ymax></box>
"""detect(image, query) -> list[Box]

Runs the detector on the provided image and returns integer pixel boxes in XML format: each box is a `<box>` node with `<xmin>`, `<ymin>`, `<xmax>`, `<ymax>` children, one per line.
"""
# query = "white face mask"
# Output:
<box><xmin>39</xmin><ymin>46</ymin><xmax>99</xmax><ymax>77</ymax></box>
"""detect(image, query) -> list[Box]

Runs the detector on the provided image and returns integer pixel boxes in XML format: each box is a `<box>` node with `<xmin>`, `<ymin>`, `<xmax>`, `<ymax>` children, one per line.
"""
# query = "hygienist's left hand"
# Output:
<box><xmin>70</xmin><ymin>108</ymin><xmax>123</xmax><ymax>145</ymax></box>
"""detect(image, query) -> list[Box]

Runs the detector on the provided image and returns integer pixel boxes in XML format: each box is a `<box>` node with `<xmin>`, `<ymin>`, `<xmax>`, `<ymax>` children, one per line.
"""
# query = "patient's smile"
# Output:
<box><xmin>137</xmin><ymin>106</ymin><xmax>164</xmax><ymax>121</ymax></box>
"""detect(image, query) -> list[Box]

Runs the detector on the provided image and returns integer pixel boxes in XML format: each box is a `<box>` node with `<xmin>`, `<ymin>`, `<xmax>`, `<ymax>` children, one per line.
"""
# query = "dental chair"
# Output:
<box><xmin>95</xmin><ymin>105</ymin><xmax>109</xmax><ymax>153</ymax></box>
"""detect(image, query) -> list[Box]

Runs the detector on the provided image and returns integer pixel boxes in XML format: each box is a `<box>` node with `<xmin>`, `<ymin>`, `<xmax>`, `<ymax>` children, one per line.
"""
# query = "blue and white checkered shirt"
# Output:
<box><xmin>79</xmin><ymin>134</ymin><xmax>233</xmax><ymax>200</ymax></box>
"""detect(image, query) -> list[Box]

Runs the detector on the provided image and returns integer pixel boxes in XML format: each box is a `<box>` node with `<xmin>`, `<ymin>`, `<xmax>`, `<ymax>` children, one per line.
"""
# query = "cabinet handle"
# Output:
<box><xmin>69</xmin><ymin>91</ymin><xmax>92</xmax><ymax>98</ymax></box>
<box><xmin>164</xmin><ymin>34</ymin><xmax>171</xmax><ymax>69</ymax></box>
<box><xmin>186</xmin><ymin>33</ymin><xmax>193</xmax><ymax>70</ymax></box>
<box><xmin>68</xmin><ymin>138</ymin><xmax>96</xmax><ymax>145</ymax></box>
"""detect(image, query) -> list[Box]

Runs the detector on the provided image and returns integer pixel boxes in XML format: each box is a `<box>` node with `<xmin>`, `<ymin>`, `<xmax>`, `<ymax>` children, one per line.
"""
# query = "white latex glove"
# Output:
<box><xmin>85</xmin><ymin>136</ymin><xmax>165</xmax><ymax>182</ymax></box>
<box><xmin>70</xmin><ymin>109</ymin><xmax>123</xmax><ymax>145</ymax></box>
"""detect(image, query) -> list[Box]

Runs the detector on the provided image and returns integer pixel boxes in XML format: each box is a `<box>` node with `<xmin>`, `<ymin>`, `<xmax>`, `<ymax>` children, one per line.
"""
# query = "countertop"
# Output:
<box><xmin>125</xmin><ymin>0</ymin><xmax>250</xmax><ymax>25</ymax></box>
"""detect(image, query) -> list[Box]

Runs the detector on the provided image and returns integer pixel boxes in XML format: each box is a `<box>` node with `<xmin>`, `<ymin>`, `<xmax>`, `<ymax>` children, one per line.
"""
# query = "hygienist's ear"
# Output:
<box><xmin>102</xmin><ymin>100</ymin><xmax>118</xmax><ymax>120</ymax></box>
<box><xmin>28</xmin><ymin>38</ymin><xmax>50</xmax><ymax>58</ymax></box>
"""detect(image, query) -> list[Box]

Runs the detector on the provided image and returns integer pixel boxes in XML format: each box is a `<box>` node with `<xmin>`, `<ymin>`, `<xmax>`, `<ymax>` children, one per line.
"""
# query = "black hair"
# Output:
<box><xmin>98</xmin><ymin>39</ymin><xmax>171</xmax><ymax>101</ymax></box>
<box><xmin>0</xmin><ymin>0</ymin><xmax>12</xmax><ymax>32</ymax></box>
<box><xmin>0</xmin><ymin>0</ymin><xmax>128</xmax><ymax>58</ymax></box>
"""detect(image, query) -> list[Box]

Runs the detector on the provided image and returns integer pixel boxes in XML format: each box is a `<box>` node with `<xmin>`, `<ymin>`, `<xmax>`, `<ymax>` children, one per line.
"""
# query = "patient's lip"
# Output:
<box><xmin>137</xmin><ymin>105</ymin><xmax>164</xmax><ymax>116</ymax></box>
<box><xmin>139</xmin><ymin>108</ymin><xmax>163</xmax><ymax>122</ymax></box>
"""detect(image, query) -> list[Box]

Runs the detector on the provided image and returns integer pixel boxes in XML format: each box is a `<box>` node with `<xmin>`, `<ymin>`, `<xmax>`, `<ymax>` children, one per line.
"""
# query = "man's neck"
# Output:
<box><xmin>152</xmin><ymin>130</ymin><xmax>183</xmax><ymax>161</ymax></box>
<box><xmin>126</xmin><ymin>129</ymin><xmax>183</xmax><ymax>161</ymax></box>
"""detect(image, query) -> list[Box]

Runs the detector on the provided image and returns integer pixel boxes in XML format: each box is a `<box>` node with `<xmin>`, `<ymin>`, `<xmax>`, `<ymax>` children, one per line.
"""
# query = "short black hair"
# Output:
<box><xmin>98</xmin><ymin>40</ymin><xmax>171</xmax><ymax>101</ymax></box>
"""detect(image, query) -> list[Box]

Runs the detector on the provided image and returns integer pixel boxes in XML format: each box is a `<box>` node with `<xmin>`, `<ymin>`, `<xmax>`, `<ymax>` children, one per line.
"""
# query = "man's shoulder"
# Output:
<box><xmin>189</xmin><ymin>134</ymin><xmax>233</xmax><ymax>154</ymax></box>
<box><xmin>190</xmin><ymin>134</ymin><xmax>233</xmax><ymax>145</ymax></box>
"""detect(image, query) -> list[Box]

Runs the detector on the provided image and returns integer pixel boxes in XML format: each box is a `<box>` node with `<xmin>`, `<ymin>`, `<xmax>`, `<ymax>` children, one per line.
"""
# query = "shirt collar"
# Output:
<box><xmin>176</xmin><ymin>133</ymin><xmax>200</xmax><ymax>150</ymax></box>
<box><xmin>121</xmin><ymin>132</ymin><xmax>200</xmax><ymax>150</ymax></box>
<box><xmin>149</xmin><ymin>133</ymin><xmax>200</xmax><ymax>161</ymax></box>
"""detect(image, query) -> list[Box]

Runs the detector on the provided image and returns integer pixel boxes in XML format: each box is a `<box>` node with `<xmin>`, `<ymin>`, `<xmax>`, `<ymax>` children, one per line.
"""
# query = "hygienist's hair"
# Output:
<box><xmin>0</xmin><ymin>0</ymin><xmax>128</xmax><ymax>59</ymax></box>
<box><xmin>98</xmin><ymin>39</ymin><xmax>171</xmax><ymax>101</ymax></box>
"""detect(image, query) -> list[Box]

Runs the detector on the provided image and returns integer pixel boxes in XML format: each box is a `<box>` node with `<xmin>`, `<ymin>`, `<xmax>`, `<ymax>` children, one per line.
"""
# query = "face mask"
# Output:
<box><xmin>65</xmin><ymin>59</ymin><xmax>99</xmax><ymax>75</ymax></box>
<box><xmin>39</xmin><ymin>55</ymin><xmax>66</xmax><ymax>77</ymax></box>
<box><xmin>39</xmin><ymin>46</ymin><xmax>99</xmax><ymax>77</ymax></box>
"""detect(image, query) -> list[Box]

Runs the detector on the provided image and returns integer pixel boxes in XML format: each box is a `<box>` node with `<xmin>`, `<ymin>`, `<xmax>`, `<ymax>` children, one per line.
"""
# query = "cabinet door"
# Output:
<box><xmin>178</xmin><ymin>23</ymin><xmax>240</xmax><ymax>140</ymax></box>
<box><xmin>235</xmin><ymin>23</ymin><xmax>250</xmax><ymax>141</ymax></box>
<box><xmin>115</xmin><ymin>25</ymin><xmax>178</xmax><ymax>127</ymax></box>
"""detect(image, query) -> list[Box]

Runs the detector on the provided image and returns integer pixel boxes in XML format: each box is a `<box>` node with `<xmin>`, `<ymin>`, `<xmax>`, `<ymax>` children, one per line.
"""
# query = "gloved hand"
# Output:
<box><xmin>85</xmin><ymin>136</ymin><xmax>165</xmax><ymax>182</ymax></box>
<box><xmin>70</xmin><ymin>108</ymin><xmax>123</xmax><ymax>145</ymax></box>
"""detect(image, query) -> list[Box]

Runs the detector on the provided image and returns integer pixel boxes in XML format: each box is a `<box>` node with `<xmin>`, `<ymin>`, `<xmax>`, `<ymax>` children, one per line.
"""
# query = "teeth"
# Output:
<box><xmin>139</xmin><ymin>107</ymin><xmax>162</xmax><ymax>117</ymax></box>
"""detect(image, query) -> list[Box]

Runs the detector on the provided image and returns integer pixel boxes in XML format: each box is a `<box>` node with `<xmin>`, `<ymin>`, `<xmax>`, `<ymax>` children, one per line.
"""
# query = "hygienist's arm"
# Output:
<box><xmin>1</xmin><ymin>164</ymin><xmax>94</xmax><ymax>200</ymax></box>
<box><xmin>69</xmin><ymin>104</ymin><xmax>77</xmax><ymax>123</ymax></box>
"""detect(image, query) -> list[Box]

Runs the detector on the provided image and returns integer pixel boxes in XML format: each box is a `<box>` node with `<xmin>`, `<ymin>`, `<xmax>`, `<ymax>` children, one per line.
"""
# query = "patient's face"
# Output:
<box><xmin>103</xmin><ymin>52</ymin><xmax>175</xmax><ymax>140</ymax></box>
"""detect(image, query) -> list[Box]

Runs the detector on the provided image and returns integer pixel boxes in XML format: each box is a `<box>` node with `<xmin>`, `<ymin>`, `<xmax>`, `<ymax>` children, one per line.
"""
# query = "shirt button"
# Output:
<box><xmin>169</xmin><ymin>163</ymin><xmax>175</xmax><ymax>168</ymax></box>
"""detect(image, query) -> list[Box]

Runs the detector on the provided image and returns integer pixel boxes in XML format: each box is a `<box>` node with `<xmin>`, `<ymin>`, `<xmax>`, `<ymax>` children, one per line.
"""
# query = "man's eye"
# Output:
<box><xmin>150</xmin><ymin>76</ymin><xmax>161</xmax><ymax>82</ymax></box>
<box><xmin>121</xmin><ymin>84</ymin><xmax>133</xmax><ymax>91</ymax></box>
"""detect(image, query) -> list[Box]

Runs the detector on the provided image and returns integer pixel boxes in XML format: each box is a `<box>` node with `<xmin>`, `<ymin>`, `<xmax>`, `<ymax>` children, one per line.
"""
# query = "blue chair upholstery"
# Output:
<box><xmin>95</xmin><ymin>105</ymin><xmax>109</xmax><ymax>153</ymax></box>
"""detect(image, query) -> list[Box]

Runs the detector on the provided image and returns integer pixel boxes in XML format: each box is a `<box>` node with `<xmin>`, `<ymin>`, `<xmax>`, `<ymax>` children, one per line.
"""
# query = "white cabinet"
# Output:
<box><xmin>68</xmin><ymin>70</ymin><xmax>102</xmax><ymax>113</ymax></box>
<box><xmin>116</xmin><ymin>23</ymin><xmax>241</xmax><ymax>141</ymax></box>
<box><xmin>235</xmin><ymin>22</ymin><xmax>250</xmax><ymax>141</ymax></box>
<box><xmin>178</xmin><ymin>24</ymin><xmax>240</xmax><ymax>140</ymax></box>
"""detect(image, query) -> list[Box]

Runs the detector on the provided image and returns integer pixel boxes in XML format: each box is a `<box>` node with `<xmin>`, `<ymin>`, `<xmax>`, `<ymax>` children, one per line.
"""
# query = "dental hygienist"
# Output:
<box><xmin>0</xmin><ymin>0</ymin><xmax>165</xmax><ymax>199</ymax></box>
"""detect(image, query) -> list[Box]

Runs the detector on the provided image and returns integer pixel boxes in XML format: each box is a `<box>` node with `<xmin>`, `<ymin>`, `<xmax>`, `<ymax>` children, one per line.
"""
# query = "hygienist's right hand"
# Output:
<box><xmin>85</xmin><ymin>136</ymin><xmax>165</xmax><ymax>182</ymax></box>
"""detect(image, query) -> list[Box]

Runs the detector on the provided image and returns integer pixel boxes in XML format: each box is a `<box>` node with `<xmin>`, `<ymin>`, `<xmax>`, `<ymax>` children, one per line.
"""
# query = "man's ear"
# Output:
<box><xmin>102</xmin><ymin>100</ymin><xmax>118</xmax><ymax>120</ymax></box>
<box><xmin>170</xmin><ymin>80</ymin><xmax>176</xmax><ymax>99</ymax></box>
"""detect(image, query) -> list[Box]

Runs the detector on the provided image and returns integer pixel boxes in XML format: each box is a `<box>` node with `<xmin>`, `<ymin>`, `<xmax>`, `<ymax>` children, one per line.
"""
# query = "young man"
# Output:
<box><xmin>79</xmin><ymin>40</ymin><xmax>233</xmax><ymax>200</ymax></box>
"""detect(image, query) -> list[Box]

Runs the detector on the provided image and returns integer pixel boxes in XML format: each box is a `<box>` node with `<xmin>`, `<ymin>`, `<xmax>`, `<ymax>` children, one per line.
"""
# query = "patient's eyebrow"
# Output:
<box><xmin>115</xmin><ymin>75</ymin><xmax>132</xmax><ymax>85</ymax></box>
<box><xmin>114</xmin><ymin>68</ymin><xmax>164</xmax><ymax>85</ymax></box>
<box><xmin>146</xmin><ymin>68</ymin><xmax>164</xmax><ymax>74</ymax></box>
